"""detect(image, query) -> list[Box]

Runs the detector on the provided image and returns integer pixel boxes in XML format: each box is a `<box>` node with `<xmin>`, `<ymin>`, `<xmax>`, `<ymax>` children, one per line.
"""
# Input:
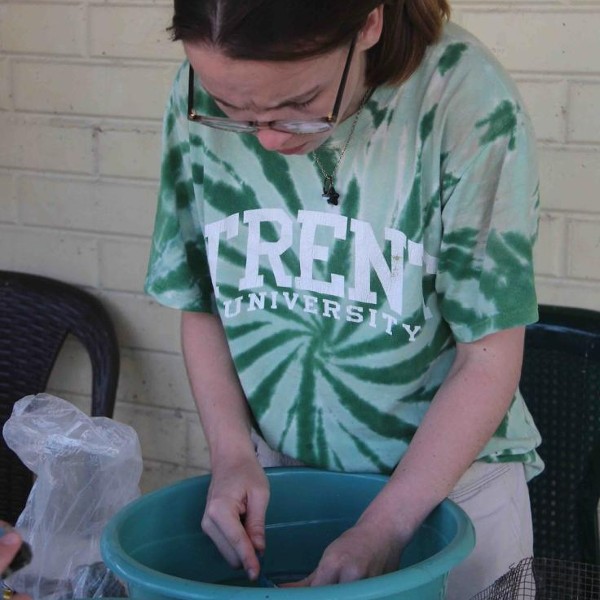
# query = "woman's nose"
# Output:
<box><xmin>255</xmin><ymin>129</ymin><xmax>295</xmax><ymax>152</ymax></box>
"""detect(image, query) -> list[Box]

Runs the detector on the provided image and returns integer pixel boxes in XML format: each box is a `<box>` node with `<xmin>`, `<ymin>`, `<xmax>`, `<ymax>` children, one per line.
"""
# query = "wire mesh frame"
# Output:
<box><xmin>469</xmin><ymin>557</ymin><xmax>600</xmax><ymax>599</ymax></box>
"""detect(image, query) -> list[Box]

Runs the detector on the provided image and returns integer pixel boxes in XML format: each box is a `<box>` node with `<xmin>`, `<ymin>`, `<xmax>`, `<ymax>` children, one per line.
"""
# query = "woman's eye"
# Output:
<box><xmin>289</xmin><ymin>98</ymin><xmax>317</xmax><ymax>111</ymax></box>
<box><xmin>215</xmin><ymin>101</ymin><xmax>239</xmax><ymax>115</ymax></box>
<box><xmin>293</xmin><ymin>100</ymin><xmax>313</xmax><ymax>110</ymax></box>
<box><xmin>213</xmin><ymin>95</ymin><xmax>317</xmax><ymax>117</ymax></box>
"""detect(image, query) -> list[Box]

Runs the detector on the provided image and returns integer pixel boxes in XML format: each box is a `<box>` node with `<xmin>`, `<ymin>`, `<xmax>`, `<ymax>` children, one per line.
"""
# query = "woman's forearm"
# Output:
<box><xmin>181</xmin><ymin>310</ymin><xmax>256</xmax><ymax>464</ymax></box>
<box><xmin>359</xmin><ymin>327</ymin><xmax>526</xmax><ymax>542</ymax></box>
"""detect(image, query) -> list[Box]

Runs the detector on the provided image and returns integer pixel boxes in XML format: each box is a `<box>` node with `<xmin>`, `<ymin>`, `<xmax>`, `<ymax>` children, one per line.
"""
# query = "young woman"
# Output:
<box><xmin>145</xmin><ymin>2</ymin><xmax>542</xmax><ymax>597</ymax></box>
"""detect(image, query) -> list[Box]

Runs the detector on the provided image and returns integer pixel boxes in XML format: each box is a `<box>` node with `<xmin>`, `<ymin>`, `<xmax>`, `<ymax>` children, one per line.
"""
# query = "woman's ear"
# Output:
<box><xmin>357</xmin><ymin>5</ymin><xmax>385</xmax><ymax>51</ymax></box>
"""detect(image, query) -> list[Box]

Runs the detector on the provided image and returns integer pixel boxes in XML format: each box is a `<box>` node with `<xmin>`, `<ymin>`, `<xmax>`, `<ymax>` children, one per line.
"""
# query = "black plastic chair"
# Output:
<box><xmin>0</xmin><ymin>270</ymin><xmax>120</xmax><ymax>524</ymax></box>
<box><xmin>521</xmin><ymin>305</ymin><xmax>600</xmax><ymax>564</ymax></box>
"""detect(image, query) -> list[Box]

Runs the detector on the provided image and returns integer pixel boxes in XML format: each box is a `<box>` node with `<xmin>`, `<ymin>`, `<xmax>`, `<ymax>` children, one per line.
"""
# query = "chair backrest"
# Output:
<box><xmin>0</xmin><ymin>270</ymin><xmax>120</xmax><ymax>524</ymax></box>
<box><xmin>521</xmin><ymin>305</ymin><xmax>600</xmax><ymax>564</ymax></box>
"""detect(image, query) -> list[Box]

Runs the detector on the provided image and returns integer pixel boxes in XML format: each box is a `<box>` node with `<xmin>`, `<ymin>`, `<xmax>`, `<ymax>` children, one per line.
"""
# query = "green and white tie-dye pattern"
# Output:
<box><xmin>146</xmin><ymin>23</ymin><xmax>543</xmax><ymax>479</ymax></box>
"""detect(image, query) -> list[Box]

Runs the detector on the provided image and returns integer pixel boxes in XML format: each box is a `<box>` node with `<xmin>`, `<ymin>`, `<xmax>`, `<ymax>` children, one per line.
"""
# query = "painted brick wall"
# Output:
<box><xmin>1</xmin><ymin>1</ymin><xmax>598</xmax><ymax>492</ymax></box>
<box><xmin>452</xmin><ymin>1</ymin><xmax>600</xmax><ymax>309</ymax></box>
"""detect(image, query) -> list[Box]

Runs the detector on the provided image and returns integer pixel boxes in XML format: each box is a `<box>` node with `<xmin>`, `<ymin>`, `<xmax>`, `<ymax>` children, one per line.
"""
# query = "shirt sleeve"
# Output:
<box><xmin>435</xmin><ymin>47</ymin><xmax>540</xmax><ymax>342</ymax></box>
<box><xmin>144</xmin><ymin>63</ymin><xmax>216</xmax><ymax>313</ymax></box>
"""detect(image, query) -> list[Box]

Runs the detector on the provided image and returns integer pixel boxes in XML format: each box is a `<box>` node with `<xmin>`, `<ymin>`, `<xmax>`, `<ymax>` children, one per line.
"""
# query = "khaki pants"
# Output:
<box><xmin>252</xmin><ymin>434</ymin><xmax>533</xmax><ymax>599</ymax></box>
<box><xmin>447</xmin><ymin>461</ymin><xmax>533</xmax><ymax>599</ymax></box>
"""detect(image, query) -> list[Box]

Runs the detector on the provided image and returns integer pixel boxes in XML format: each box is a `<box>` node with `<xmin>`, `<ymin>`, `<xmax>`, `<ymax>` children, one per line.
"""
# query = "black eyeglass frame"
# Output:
<box><xmin>187</xmin><ymin>36</ymin><xmax>358</xmax><ymax>134</ymax></box>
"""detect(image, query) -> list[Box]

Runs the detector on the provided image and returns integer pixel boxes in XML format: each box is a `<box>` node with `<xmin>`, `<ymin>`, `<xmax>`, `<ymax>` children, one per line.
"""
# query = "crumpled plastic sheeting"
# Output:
<box><xmin>2</xmin><ymin>394</ymin><xmax>143</xmax><ymax>598</ymax></box>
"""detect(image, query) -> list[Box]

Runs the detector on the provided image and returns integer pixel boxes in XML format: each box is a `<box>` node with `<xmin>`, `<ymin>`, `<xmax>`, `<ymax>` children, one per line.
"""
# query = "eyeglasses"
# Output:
<box><xmin>187</xmin><ymin>37</ymin><xmax>357</xmax><ymax>134</ymax></box>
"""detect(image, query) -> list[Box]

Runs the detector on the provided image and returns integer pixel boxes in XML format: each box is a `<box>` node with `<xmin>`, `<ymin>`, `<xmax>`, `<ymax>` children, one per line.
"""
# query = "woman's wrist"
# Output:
<box><xmin>356</xmin><ymin>475</ymin><xmax>443</xmax><ymax>546</ymax></box>
<box><xmin>207</xmin><ymin>427</ymin><xmax>257</xmax><ymax>469</ymax></box>
<box><xmin>357</xmin><ymin>502</ymin><xmax>418</xmax><ymax>546</ymax></box>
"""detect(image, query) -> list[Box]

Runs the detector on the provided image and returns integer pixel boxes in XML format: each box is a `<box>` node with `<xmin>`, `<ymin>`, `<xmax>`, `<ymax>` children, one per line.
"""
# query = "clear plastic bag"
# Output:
<box><xmin>2</xmin><ymin>394</ymin><xmax>143</xmax><ymax>599</ymax></box>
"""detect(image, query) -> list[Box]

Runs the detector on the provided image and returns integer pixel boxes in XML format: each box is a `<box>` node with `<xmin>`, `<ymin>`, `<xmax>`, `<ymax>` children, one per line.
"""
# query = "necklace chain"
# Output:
<box><xmin>312</xmin><ymin>89</ymin><xmax>371</xmax><ymax>205</ymax></box>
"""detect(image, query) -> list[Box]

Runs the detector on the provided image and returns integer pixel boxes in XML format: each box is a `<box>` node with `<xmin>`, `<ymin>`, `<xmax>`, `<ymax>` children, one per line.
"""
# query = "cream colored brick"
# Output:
<box><xmin>515</xmin><ymin>79</ymin><xmax>567</xmax><ymax>142</ymax></box>
<box><xmin>187</xmin><ymin>417</ymin><xmax>210</xmax><ymax>470</ymax></box>
<box><xmin>102</xmin><ymin>0</ymin><xmax>171</xmax><ymax>3</ymax></box>
<box><xmin>538</xmin><ymin>148</ymin><xmax>600</xmax><ymax>213</ymax></box>
<box><xmin>567</xmin><ymin>219</ymin><xmax>600</xmax><ymax>280</ymax></box>
<box><xmin>457</xmin><ymin>12</ymin><xmax>600</xmax><ymax>73</ymax></box>
<box><xmin>99</xmin><ymin>238</ymin><xmax>152</xmax><ymax>293</ymax></box>
<box><xmin>47</xmin><ymin>338</ymin><xmax>94</xmax><ymax>399</ymax></box>
<box><xmin>98</xmin><ymin>129</ymin><xmax>162</xmax><ymax>179</ymax></box>
<box><xmin>0</xmin><ymin>116</ymin><xmax>93</xmax><ymax>173</ymax></box>
<box><xmin>114</xmin><ymin>402</ymin><xmax>188</xmax><ymax>464</ymax></box>
<box><xmin>0</xmin><ymin>58</ymin><xmax>10</xmax><ymax>110</ymax></box>
<box><xmin>89</xmin><ymin>5</ymin><xmax>181</xmax><ymax>61</ymax></box>
<box><xmin>186</xmin><ymin>465</ymin><xmax>209</xmax><ymax>478</ymax></box>
<box><xmin>0</xmin><ymin>226</ymin><xmax>98</xmax><ymax>285</ymax></box>
<box><xmin>140</xmin><ymin>460</ymin><xmax>190</xmax><ymax>494</ymax></box>
<box><xmin>98</xmin><ymin>290</ymin><xmax>181</xmax><ymax>352</ymax></box>
<box><xmin>13</xmin><ymin>62</ymin><xmax>172</xmax><ymax>119</ymax></box>
<box><xmin>0</xmin><ymin>3</ymin><xmax>83</xmax><ymax>55</ymax></box>
<box><xmin>118</xmin><ymin>349</ymin><xmax>195</xmax><ymax>411</ymax></box>
<box><xmin>536</xmin><ymin>276</ymin><xmax>600</xmax><ymax>312</ymax></box>
<box><xmin>0</xmin><ymin>172</ymin><xmax>17</xmax><ymax>222</ymax></box>
<box><xmin>534</xmin><ymin>212</ymin><xmax>565</xmax><ymax>277</ymax></box>
<box><xmin>568</xmin><ymin>82</ymin><xmax>600</xmax><ymax>143</ymax></box>
<box><xmin>17</xmin><ymin>176</ymin><xmax>157</xmax><ymax>235</ymax></box>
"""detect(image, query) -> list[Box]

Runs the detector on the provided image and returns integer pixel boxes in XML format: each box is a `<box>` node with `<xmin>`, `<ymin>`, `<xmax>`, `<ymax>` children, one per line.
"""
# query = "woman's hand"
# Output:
<box><xmin>201</xmin><ymin>455</ymin><xmax>269</xmax><ymax>581</ymax></box>
<box><xmin>0</xmin><ymin>524</ymin><xmax>32</xmax><ymax>600</ymax></box>
<box><xmin>284</xmin><ymin>513</ymin><xmax>409</xmax><ymax>587</ymax></box>
<box><xmin>181</xmin><ymin>312</ymin><xmax>268</xmax><ymax>579</ymax></box>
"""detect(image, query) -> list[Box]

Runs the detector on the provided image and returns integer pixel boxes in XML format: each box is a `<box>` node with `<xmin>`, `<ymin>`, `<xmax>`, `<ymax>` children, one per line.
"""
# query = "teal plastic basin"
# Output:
<box><xmin>101</xmin><ymin>468</ymin><xmax>475</xmax><ymax>599</ymax></box>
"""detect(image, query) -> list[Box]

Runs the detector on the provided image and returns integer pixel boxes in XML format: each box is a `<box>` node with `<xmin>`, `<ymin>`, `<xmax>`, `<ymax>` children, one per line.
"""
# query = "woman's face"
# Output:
<box><xmin>182</xmin><ymin>6</ymin><xmax>383</xmax><ymax>155</ymax></box>
<box><xmin>183</xmin><ymin>41</ymin><xmax>368</xmax><ymax>155</ymax></box>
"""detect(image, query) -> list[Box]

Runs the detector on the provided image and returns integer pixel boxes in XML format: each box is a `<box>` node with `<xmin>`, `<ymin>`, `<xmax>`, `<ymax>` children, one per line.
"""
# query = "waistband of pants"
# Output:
<box><xmin>449</xmin><ymin>461</ymin><xmax>518</xmax><ymax>502</ymax></box>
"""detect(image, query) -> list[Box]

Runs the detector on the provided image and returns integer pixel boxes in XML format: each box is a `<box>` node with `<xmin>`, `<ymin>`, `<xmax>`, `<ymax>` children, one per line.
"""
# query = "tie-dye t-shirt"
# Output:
<box><xmin>145</xmin><ymin>23</ymin><xmax>543</xmax><ymax>479</ymax></box>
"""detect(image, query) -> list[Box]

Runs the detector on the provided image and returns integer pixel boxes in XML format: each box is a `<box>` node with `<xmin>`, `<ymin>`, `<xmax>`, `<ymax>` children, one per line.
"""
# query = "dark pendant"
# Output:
<box><xmin>322</xmin><ymin>176</ymin><xmax>340</xmax><ymax>206</ymax></box>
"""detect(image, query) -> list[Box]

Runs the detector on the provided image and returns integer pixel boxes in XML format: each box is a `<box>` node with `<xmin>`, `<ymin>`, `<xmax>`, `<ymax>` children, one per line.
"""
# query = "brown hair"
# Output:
<box><xmin>170</xmin><ymin>0</ymin><xmax>451</xmax><ymax>87</ymax></box>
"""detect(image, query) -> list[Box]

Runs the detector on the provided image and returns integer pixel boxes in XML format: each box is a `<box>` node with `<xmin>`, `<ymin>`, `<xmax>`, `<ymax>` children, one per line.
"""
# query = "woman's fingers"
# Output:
<box><xmin>310</xmin><ymin>559</ymin><xmax>366</xmax><ymax>586</ymax></box>
<box><xmin>279</xmin><ymin>552</ymin><xmax>368</xmax><ymax>587</ymax></box>
<box><xmin>286</xmin><ymin>521</ymin><xmax>405</xmax><ymax>587</ymax></box>
<box><xmin>200</xmin><ymin>514</ymin><xmax>244</xmax><ymax>568</ymax></box>
<box><xmin>278</xmin><ymin>575</ymin><xmax>314</xmax><ymax>588</ymax></box>
<box><xmin>243</xmin><ymin>486</ymin><xmax>269</xmax><ymax>553</ymax></box>
<box><xmin>199</xmin><ymin>459</ymin><xmax>269</xmax><ymax>580</ymax></box>
<box><xmin>204</xmin><ymin>518</ymin><xmax>260</xmax><ymax>579</ymax></box>
<box><xmin>202</xmin><ymin>498</ymin><xmax>260</xmax><ymax>576</ymax></box>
